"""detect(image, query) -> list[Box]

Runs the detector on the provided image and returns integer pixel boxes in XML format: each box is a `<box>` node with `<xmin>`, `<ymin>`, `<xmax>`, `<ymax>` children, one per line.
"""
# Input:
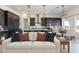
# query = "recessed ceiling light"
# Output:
<box><xmin>17</xmin><ymin>8</ymin><xmax>21</xmax><ymax>10</ymax></box>
<box><xmin>56</xmin><ymin>6</ymin><xmax>59</xmax><ymax>8</ymax></box>
<box><xmin>61</xmin><ymin>5</ymin><xmax>64</xmax><ymax>7</ymax></box>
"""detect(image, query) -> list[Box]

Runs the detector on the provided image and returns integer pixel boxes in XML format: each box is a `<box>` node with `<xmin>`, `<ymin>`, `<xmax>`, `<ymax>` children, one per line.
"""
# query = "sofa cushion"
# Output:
<box><xmin>32</xmin><ymin>41</ymin><xmax>56</xmax><ymax>50</ymax></box>
<box><xmin>6</xmin><ymin>41</ymin><xmax>32</xmax><ymax>50</ymax></box>
<box><xmin>19</xmin><ymin>33</ymin><xmax>29</xmax><ymax>41</ymax></box>
<box><xmin>37</xmin><ymin>33</ymin><xmax>46</xmax><ymax>41</ymax></box>
<box><xmin>29</xmin><ymin>32</ymin><xmax>37</xmax><ymax>41</ymax></box>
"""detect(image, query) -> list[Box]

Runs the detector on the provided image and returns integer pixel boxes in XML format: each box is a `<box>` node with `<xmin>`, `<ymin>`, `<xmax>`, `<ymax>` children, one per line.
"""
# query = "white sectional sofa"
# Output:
<box><xmin>2</xmin><ymin>32</ymin><xmax>60</xmax><ymax>53</ymax></box>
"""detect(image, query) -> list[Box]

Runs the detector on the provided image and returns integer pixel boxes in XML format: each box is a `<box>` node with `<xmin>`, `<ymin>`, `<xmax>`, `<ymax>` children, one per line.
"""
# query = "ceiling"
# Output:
<box><xmin>6</xmin><ymin>5</ymin><xmax>76</xmax><ymax>17</ymax></box>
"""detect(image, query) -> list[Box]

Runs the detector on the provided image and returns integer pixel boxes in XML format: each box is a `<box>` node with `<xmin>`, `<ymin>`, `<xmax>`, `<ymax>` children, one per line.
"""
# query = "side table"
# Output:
<box><xmin>58</xmin><ymin>37</ymin><xmax>70</xmax><ymax>53</ymax></box>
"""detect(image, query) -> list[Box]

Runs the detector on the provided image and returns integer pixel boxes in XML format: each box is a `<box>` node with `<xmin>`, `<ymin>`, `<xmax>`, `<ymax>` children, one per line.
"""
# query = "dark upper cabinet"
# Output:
<box><xmin>0</xmin><ymin>9</ymin><xmax>5</xmax><ymax>26</ymax></box>
<box><xmin>41</xmin><ymin>18</ymin><xmax>62</xmax><ymax>26</ymax></box>
<box><xmin>41</xmin><ymin>18</ymin><xmax>46</xmax><ymax>26</ymax></box>
<box><xmin>51</xmin><ymin>18</ymin><xmax>62</xmax><ymax>26</ymax></box>
<box><xmin>5</xmin><ymin>11</ymin><xmax>20</xmax><ymax>30</ymax></box>
<box><xmin>30</xmin><ymin>18</ymin><xmax>35</xmax><ymax>26</ymax></box>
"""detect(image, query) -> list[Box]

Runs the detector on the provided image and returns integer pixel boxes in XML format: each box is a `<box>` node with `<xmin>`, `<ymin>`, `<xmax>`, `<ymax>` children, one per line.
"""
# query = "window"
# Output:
<box><xmin>75</xmin><ymin>20</ymin><xmax>79</xmax><ymax>26</ymax></box>
<box><xmin>75</xmin><ymin>20</ymin><xmax>79</xmax><ymax>32</ymax></box>
<box><xmin>63</xmin><ymin>21</ymin><xmax>70</xmax><ymax>27</ymax></box>
<box><xmin>63</xmin><ymin>20</ymin><xmax>70</xmax><ymax>29</ymax></box>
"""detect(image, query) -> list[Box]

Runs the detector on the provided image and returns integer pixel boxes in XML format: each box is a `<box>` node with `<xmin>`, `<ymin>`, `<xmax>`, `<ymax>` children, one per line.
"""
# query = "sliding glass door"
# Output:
<box><xmin>74</xmin><ymin>15</ymin><xmax>79</xmax><ymax>39</ymax></box>
<box><xmin>63</xmin><ymin>14</ymin><xmax>79</xmax><ymax>39</ymax></box>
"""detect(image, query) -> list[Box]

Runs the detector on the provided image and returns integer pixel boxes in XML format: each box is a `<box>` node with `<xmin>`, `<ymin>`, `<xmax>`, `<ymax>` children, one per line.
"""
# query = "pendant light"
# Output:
<box><xmin>27</xmin><ymin>5</ymin><xmax>31</xmax><ymax>18</ymax></box>
<box><xmin>42</xmin><ymin>5</ymin><xmax>46</xmax><ymax>17</ymax></box>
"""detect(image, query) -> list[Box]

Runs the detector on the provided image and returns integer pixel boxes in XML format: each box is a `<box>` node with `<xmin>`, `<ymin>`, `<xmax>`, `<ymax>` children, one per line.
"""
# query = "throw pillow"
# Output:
<box><xmin>45</xmin><ymin>32</ymin><xmax>56</xmax><ymax>42</ymax></box>
<box><xmin>19</xmin><ymin>33</ymin><xmax>29</xmax><ymax>41</ymax></box>
<box><xmin>11</xmin><ymin>33</ymin><xmax>19</xmax><ymax>42</ymax></box>
<box><xmin>37</xmin><ymin>33</ymin><xmax>46</xmax><ymax>41</ymax></box>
